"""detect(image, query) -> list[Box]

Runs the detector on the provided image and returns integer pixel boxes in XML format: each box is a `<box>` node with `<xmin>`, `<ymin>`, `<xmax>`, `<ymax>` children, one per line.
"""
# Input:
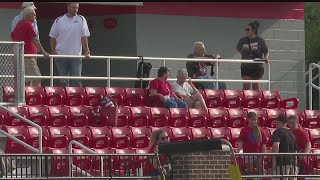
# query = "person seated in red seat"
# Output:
<box><xmin>145</xmin><ymin>129</ymin><xmax>171</xmax><ymax>178</ymax></box>
<box><xmin>149</xmin><ymin>66</ymin><xmax>188</xmax><ymax>109</ymax></box>
<box><xmin>236</xmin><ymin>111</ymin><xmax>267</xmax><ymax>175</ymax></box>
<box><xmin>172</xmin><ymin>69</ymin><xmax>207</xmax><ymax>109</ymax></box>
<box><xmin>287</xmin><ymin>115</ymin><xmax>311</xmax><ymax>178</ymax></box>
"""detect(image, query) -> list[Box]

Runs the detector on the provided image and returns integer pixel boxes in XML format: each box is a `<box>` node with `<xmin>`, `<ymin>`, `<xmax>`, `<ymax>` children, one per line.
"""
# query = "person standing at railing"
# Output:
<box><xmin>186</xmin><ymin>41</ymin><xmax>227</xmax><ymax>90</ymax></box>
<box><xmin>11</xmin><ymin>7</ymin><xmax>49</xmax><ymax>86</ymax></box>
<box><xmin>236</xmin><ymin>112</ymin><xmax>267</xmax><ymax>177</ymax></box>
<box><xmin>236</xmin><ymin>21</ymin><xmax>269</xmax><ymax>90</ymax></box>
<box><xmin>149</xmin><ymin>66</ymin><xmax>188</xmax><ymax>108</ymax></box>
<box><xmin>287</xmin><ymin>115</ymin><xmax>311</xmax><ymax>179</ymax></box>
<box><xmin>49</xmin><ymin>2</ymin><xmax>90</xmax><ymax>87</ymax></box>
<box><xmin>271</xmin><ymin>114</ymin><xmax>298</xmax><ymax>180</ymax></box>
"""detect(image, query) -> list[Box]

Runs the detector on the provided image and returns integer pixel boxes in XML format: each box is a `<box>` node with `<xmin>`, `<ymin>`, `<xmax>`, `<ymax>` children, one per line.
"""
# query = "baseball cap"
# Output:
<box><xmin>22</xmin><ymin>2</ymin><xmax>37</xmax><ymax>9</ymax></box>
<box><xmin>277</xmin><ymin>114</ymin><xmax>288</xmax><ymax>123</ymax></box>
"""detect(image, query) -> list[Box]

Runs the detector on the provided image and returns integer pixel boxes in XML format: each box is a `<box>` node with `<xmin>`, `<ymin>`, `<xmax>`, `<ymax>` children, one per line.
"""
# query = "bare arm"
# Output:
<box><xmin>81</xmin><ymin>36</ymin><xmax>90</xmax><ymax>58</ymax></box>
<box><xmin>236</xmin><ymin>140</ymin><xmax>243</xmax><ymax>153</ymax></box>
<box><xmin>261</xmin><ymin>144</ymin><xmax>266</xmax><ymax>153</ymax></box>
<box><xmin>150</xmin><ymin>89</ymin><xmax>165</xmax><ymax>102</ymax></box>
<box><xmin>50</xmin><ymin>37</ymin><xmax>57</xmax><ymax>54</ymax></box>
<box><xmin>264</xmin><ymin>52</ymin><xmax>269</xmax><ymax>61</ymax></box>
<box><xmin>303</xmin><ymin>142</ymin><xmax>311</xmax><ymax>153</ymax></box>
<box><xmin>272</xmin><ymin>142</ymin><xmax>279</xmax><ymax>167</ymax></box>
<box><xmin>31</xmin><ymin>37</ymin><xmax>49</xmax><ymax>57</ymax></box>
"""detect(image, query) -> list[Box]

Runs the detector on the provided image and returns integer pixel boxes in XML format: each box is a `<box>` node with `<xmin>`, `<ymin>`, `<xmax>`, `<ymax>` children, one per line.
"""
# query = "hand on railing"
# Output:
<box><xmin>42</xmin><ymin>51</ymin><xmax>50</xmax><ymax>58</ymax></box>
<box><xmin>84</xmin><ymin>51</ymin><xmax>91</xmax><ymax>60</ymax></box>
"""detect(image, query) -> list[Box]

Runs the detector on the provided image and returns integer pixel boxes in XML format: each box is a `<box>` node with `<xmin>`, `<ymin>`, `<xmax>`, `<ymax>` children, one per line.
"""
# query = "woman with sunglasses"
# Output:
<box><xmin>236</xmin><ymin>21</ymin><xmax>269</xmax><ymax>90</ymax></box>
<box><xmin>144</xmin><ymin>129</ymin><xmax>171</xmax><ymax>179</ymax></box>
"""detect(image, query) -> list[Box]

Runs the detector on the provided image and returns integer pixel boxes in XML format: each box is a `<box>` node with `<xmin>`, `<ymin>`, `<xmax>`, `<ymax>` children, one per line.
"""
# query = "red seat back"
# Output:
<box><xmin>149</xmin><ymin>107</ymin><xmax>170</xmax><ymax>127</ymax></box>
<box><xmin>48</xmin><ymin>126</ymin><xmax>71</xmax><ymax>148</ymax></box>
<box><xmin>191</xmin><ymin>127</ymin><xmax>212</xmax><ymax>140</ymax></box>
<box><xmin>304</xmin><ymin>110</ymin><xmax>320</xmax><ymax>128</ymax></box>
<box><xmin>130</xmin><ymin>127</ymin><xmax>151</xmax><ymax>148</ymax></box>
<box><xmin>171</xmin><ymin>127</ymin><xmax>192</xmax><ymax>142</ymax></box>
<box><xmin>3</xmin><ymin>125</ymin><xmax>30</xmax><ymax>153</ymax></box>
<box><xmin>266</xmin><ymin>109</ymin><xmax>285</xmax><ymax>128</ymax></box>
<box><xmin>207</xmin><ymin>108</ymin><xmax>228</xmax><ymax>128</ymax></box>
<box><xmin>204</xmin><ymin>89</ymin><xmax>224</xmax><ymax>108</ymax></box>
<box><xmin>262</xmin><ymin>91</ymin><xmax>281</xmax><ymax>109</ymax></box>
<box><xmin>48</xmin><ymin>106</ymin><xmax>70</xmax><ymax>127</ymax></box>
<box><xmin>89</xmin><ymin>127</ymin><xmax>112</xmax><ymax>149</ymax></box>
<box><xmin>110</xmin><ymin>127</ymin><xmax>132</xmax><ymax>149</ymax></box>
<box><xmin>85</xmin><ymin>87</ymin><xmax>106</xmax><ymax>106</ymax></box>
<box><xmin>6</xmin><ymin>106</ymin><xmax>29</xmax><ymax>126</ymax></box>
<box><xmin>2</xmin><ymin>86</ymin><xmax>14</xmax><ymax>102</ymax></box>
<box><xmin>227</xmin><ymin>108</ymin><xmax>247</xmax><ymax>128</ymax></box>
<box><xmin>224</xmin><ymin>90</ymin><xmax>243</xmax><ymax>108</ymax></box>
<box><xmin>69</xmin><ymin>106</ymin><xmax>92</xmax><ymax>127</ymax></box>
<box><xmin>169</xmin><ymin>108</ymin><xmax>189</xmax><ymax>127</ymax></box>
<box><xmin>25</xmin><ymin>86</ymin><xmax>45</xmax><ymax>105</ymax></box>
<box><xmin>105</xmin><ymin>87</ymin><xmax>125</xmax><ymax>106</ymax></box>
<box><xmin>124</xmin><ymin>88</ymin><xmax>146</xmax><ymax>107</ymax></box>
<box><xmin>28</xmin><ymin>106</ymin><xmax>50</xmax><ymax>126</ymax></box>
<box><xmin>44</xmin><ymin>87</ymin><xmax>66</xmax><ymax>106</ymax></box>
<box><xmin>65</xmin><ymin>87</ymin><xmax>86</xmax><ymax>106</ymax></box>
<box><xmin>188</xmin><ymin>108</ymin><xmax>209</xmax><ymax>127</ymax></box>
<box><xmin>130</xmin><ymin>107</ymin><xmax>150</xmax><ymax>127</ymax></box>
<box><xmin>242</xmin><ymin>90</ymin><xmax>262</xmax><ymax>109</ymax></box>
<box><xmin>28</xmin><ymin>126</ymin><xmax>50</xmax><ymax>149</ymax></box>
<box><xmin>69</xmin><ymin>127</ymin><xmax>92</xmax><ymax>148</ymax></box>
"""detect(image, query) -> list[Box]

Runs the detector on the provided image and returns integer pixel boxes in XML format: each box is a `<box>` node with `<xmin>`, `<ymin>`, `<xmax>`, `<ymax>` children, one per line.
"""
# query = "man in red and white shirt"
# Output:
<box><xmin>11</xmin><ymin>7</ymin><xmax>49</xmax><ymax>86</ymax></box>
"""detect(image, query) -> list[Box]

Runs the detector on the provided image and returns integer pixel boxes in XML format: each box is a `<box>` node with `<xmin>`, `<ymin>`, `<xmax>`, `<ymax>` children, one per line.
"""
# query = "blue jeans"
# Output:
<box><xmin>163</xmin><ymin>97</ymin><xmax>188</xmax><ymax>108</ymax></box>
<box><xmin>195</xmin><ymin>75</ymin><xmax>227</xmax><ymax>90</ymax></box>
<box><xmin>55</xmin><ymin>58</ymin><xmax>82</xmax><ymax>87</ymax></box>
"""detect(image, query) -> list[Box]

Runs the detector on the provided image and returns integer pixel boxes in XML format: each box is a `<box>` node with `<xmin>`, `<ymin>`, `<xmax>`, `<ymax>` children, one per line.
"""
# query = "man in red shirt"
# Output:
<box><xmin>287</xmin><ymin>115</ymin><xmax>311</xmax><ymax>178</ymax></box>
<box><xmin>11</xmin><ymin>7</ymin><xmax>49</xmax><ymax>86</ymax></box>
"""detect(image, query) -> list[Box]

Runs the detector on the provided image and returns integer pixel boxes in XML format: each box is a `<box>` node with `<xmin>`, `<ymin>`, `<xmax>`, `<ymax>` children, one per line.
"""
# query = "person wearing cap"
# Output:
<box><xmin>11</xmin><ymin>2</ymin><xmax>39</xmax><ymax>39</ymax></box>
<box><xmin>49</xmin><ymin>2</ymin><xmax>90</xmax><ymax>87</ymax></box>
<box><xmin>11</xmin><ymin>7</ymin><xmax>49</xmax><ymax>86</ymax></box>
<box><xmin>271</xmin><ymin>114</ymin><xmax>298</xmax><ymax>180</ymax></box>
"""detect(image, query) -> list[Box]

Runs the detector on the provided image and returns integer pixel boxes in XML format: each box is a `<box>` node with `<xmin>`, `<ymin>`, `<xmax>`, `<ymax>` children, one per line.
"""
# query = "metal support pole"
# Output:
<box><xmin>13</xmin><ymin>43</ymin><xmax>25</xmax><ymax>106</ymax></box>
<box><xmin>309</xmin><ymin>64</ymin><xmax>313</xmax><ymax>110</ymax></box>
<box><xmin>50</xmin><ymin>56</ymin><xmax>54</xmax><ymax>86</ymax></box>
<box><xmin>267</xmin><ymin>61</ymin><xmax>271</xmax><ymax>90</ymax></box>
<box><xmin>107</xmin><ymin>58</ymin><xmax>111</xmax><ymax>87</ymax></box>
<box><xmin>215</xmin><ymin>60</ymin><xmax>219</xmax><ymax>90</ymax></box>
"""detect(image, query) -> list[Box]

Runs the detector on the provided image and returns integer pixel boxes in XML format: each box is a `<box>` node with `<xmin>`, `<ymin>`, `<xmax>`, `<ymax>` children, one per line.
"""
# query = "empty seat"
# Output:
<box><xmin>285</xmin><ymin>109</ymin><xmax>305</xmax><ymax>127</ymax></box>
<box><xmin>69</xmin><ymin>106</ymin><xmax>92</xmax><ymax>127</ymax></box>
<box><xmin>224</xmin><ymin>90</ymin><xmax>243</xmax><ymax>108</ymax></box>
<box><xmin>171</xmin><ymin>127</ymin><xmax>192</xmax><ymax>142</ymax></box>
<box><xmin>242</xmin><ymin>90</ymin><xmax>262</xmax><ymax>109</ymax></box>
<box><xmin>191</xmin><ymin>127</ymin><xmax>213</xmax><ymax>140</ymax></box>
<box><xmin>48</xmin><ymin>148</ymin><xmax>69</xmax><ymax>177</ymax></box>
<box><xmin>169</xmin><ymin>108</ymin><xmax>189</xmax><ymax>127</ymax></box>
<box><xmin>207</xmin><ymin>108</ymin><xmax>228</xmax><ymax>128</ymax></box>
<box><xmin>28</xmin><ymin>106</ymin><xmax>50</xmax><ymax>126</ymax></box>
<box><xmin>130</xmin><ymin>127</ymin><xmax>151</xmax><ymax>148</ymax></box>
<box><xmin>72</xmin><ymin>149</ymin><xmax>96</xmax><ymax>176</ymax></box>
<box><xmin>130</xmin><ymin>107</ymin><xmax>150</xmax><ymax>127</ymax></box>
<box><xmin>44</xmin><ymin>86</ymin><xmax>66</xmax><ymax>106</ymax></box>
<box><xmin>124</xmin><ymin>88</ymin><xmax>146</xmax><ymax>107</ymax></box>
<box><xmin>27</xmin><ymin>126</ymin><xmax>50</xmax><ymax>149</ymax></box>
<box><xmin>188</xmin><ymin>108</ymin><xmax>209</xmax><ymax>127</ymax></box>
<box><xmin>48</xmin><ymin>106</ymin><xmax>70</xmax><ymax>127</ymax></box>
<box><xmin>262</xmin><ymin>90</ymin><xmax>299</xmax><ymax>109</ymax></box>
<box><xmin>110</xmin><ymin>127</ymin><xmax>132</xmax><ymax>149</ymax></box>
<box><xmin>246</xmin><ymin>109</ymin><xmax>267</xmax><ymax>127</ymax></box>
<box><xmin>304</xmin><ymin>110</ymin><xmax>320</xmax><ymax>128</ymax></box>
<box><xmin>25</xmin><ymin>86</ymin><xmax>46</xmax><ymax>105</ymax></box>
<box><xmin>85</xmin><ymin>87</ymin><xmax>106</xmax><ymax>106</ymax></box>
<box><xmin>227</xmin><ymin>108</ymin><xmax>247</xmax><ymax>128</ymax></box>
<box><xmin>204</xmin><ymin>89</ymin><xmax>224</xmax><ymax>108</ymax></box>
<box><xmin>2</xmin><ymin>86</ymin><xmax>14</xmax><ymax>102</ymax></box>
<box><xmin>308</xmin><ymin>128</ymin><xmax>320</xmax><ymax>148</ymax></box>
<box><xmin>149</xmin><ymin>107</ymin><xmax>170</xmax><ymax>127</ymax></box>
<box><xmin>230</xmin><ymin>127</ymin><xmax>242</xmax><ymax>148</ymax></box>
<box><xmin>92</xmin><ymin>148</ymin><xmax>114</xmax><ymax>175</ymax></box>
<box><xmin>69</xmin><ymin>127</ymin><xmax>92</xmax><ymax>148</ymax></box>
<box><xmin>266</xmin><ymin>109</ymin><xmax>285</xmax><ymax>128</ymax></box>
<box><xmin>3</xmin><ymin>125</ymin><xmax>30</xmax><ymax>153</ymax></box>
<box><xmin>48</xmin><ymin>126</ymin><xmax>71</xmax><ymax>148</ymax></box>
<box><xmin>6</xmin><ymin>106</ymin><xmax>29</xmax><ymax>126</ymax></box>
<box><xmin>113</xmin><ymin>106</ymin><xmax>131</xmax><ymax>127</ymax></box>
<box><xmin>105</xmin><ymin>87</ymin><xmax>126</xmax><ymax>106</ymax></box>
<box><xmin>209</xmin><ymin>127</ymin><xmax>232</xmax><ymax>141</ymax></box>
<box><xmin>65</xmin><ymin>87</ymin><xmax>86</xmax><ymax>106</ymax></box>
<box><xmin>113</xmin><ymin>148</ymin><xmax>136</xmax><ymax>176</ymax></box>
<box><xmin>89</xmin><ymin>126</ymin><xmax>112</xmax><ymax>149</ymax></box>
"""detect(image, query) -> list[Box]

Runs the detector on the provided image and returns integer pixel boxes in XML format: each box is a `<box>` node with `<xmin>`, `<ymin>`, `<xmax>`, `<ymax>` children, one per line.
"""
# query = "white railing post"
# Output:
<box><xmin>107</xmin><ymin>58</ymin><xmax>111</xmax><ymax>87</ymax></box>
<box><xmin>215</xmin><ymin>60</ymin><xmax>219</xmax><ymax>90</ymax></box>
<box><xmin>50</xmin><ymin>56</ymin><xmax>54</xmax><ymax>86</ymax></box>
<box><xmin>13</xmin><ymin>42</ymin><xmax>25</xmax><ymax>106</ymax></box>
<box><xmin>309</xmin><ymin>63</ymin><xmax>313</xmax><ymax>110</ymax></box>
<box><xmin>267</xmin><ymin>61</ymin><xmax>271</xmax><ymax>90</ymax></box>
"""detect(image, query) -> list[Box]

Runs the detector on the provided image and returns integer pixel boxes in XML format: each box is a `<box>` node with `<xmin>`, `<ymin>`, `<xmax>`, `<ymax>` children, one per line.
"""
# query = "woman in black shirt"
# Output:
<box><xmin>236</xmin><ymin>21</ymin><xmax>269</xmax><ymax>90</ymax></box>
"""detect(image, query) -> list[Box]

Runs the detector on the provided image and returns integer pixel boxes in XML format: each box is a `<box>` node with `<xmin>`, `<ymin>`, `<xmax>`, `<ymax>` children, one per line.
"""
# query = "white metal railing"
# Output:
<box><xmin>308</xmin><ymin>62</ymin><xmax>320</xmax><ymax>110</ymax></box>
<box><xmin>23</xmin><ymin>54</ymin><xmax>271</xmax><ymax>90</ymax></box>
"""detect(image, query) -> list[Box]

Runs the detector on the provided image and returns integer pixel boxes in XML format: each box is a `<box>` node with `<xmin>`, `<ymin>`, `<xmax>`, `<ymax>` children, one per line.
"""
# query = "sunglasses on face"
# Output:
<box><xmin>245</xmin><ymin>28</ymin><xmax>251</xmax><ymax>31</ymax></box>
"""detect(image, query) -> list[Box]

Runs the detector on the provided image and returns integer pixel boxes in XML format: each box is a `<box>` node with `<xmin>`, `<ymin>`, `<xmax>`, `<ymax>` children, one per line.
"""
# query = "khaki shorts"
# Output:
<box><xmin>25</xmin><ymin>58</ymin><xmax>41</xmax><ymax>82</ymax></box>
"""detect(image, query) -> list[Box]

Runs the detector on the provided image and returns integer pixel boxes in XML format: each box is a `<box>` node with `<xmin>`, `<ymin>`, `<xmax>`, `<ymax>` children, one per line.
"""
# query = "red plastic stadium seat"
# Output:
<box><xmin>2</xmin><ymin>86</ymin><xmax>14</xmax><ymax>102</ymax></box>
<box><xmin>285</xmin><ymin>109</ymin><xmax>305</xmax><ymax>127</ymax></box>
<box><xmin>149</xmin><ymin>107</ymin><xmax>170</xmax><ymax>127</ymax></box>
<box><xmin>169</xmin><ymin>108</ymin><xmax>189</xmax><ymax>127</ymax></box>
<box><xmin>113</xmin><ymin>148</ymin><xmax>136</xmax><ymax>175</ymax></box>
<box><xmin>207</xmin><ymin>108</ymin><xmax>228</xmax><ymax>128</ymax></box>
<box><xmin>0</xmin><ymin>108</ymin><xmax>7</xmax><ymax>125</ymax></box>
<box><xmin>308</xmin><ymin>128</ymin><xmax>320</xmax><ymax>148</ymax></box>
<box><xmin>130</xmin><ymin>107</ymin><xmax>150</xmax><ymax>127</ymax></box>
<box><xmin>92</xmin><ymin>148</ymin><xmax>114</xmax><ymax>175</ymax></box>
<box><xmin>72</xmin><ymin>149</ymin><xmax>96</xmax><ymax>176</ymax></box>
<box><xmin>262</xmin><ymin>91</ymin><xmax>299</xmax><ymax>109</ymax></box>
<box><xmin>89</xmin><ymin>126</ymin><xmax>112</xmax><ymax>149</ymax></box>
<box><xmin>3</xmin><ymin>125</ymin><xmax>30</xmax><ymax>153</ymax></box>
<box><xmin>44</xmin><ymin>87</ymin><xmax>65</xmax><ymax>106</ymax></box>
<box><xmin>27</xmin><ymin>126</ymin><xmax>50</xmax><ymax>149</ymax></box>
<box><xmin>130</xmin><ymin>127</ymin><xmax>151</xmax><ymax>148</ymax></box>
<box><xmin>229</xmin><ymin>127</ymin><xmax>243</xmax><ymax>148</ymax></box>
<box><xmin>68</xmin><ymin>106</ymin><xmax>92</xmax><ymax>127</ymax></box>
<box><xmin>25</xmin><ymin>86</ymin><xmax>45</xmax><ymax>105</ymax></box>
<box><xmin>242</xmin><ymin>90</ymin><xmax>262</xmax><ymax>109</ymax></box>
<box><xmin>65</xmin><ymin>87</ymin><xmax>86</xmax><ymax>106</ymax></box>
<box><xmin>69</xmin><ymin>126</ymin><xmax>92</xmax><ymax>148</ymax></box>
<box><xmin>246</xmin><ymin>109</ymin><xmax>267</xmax><ymax>127</ymax></box>
<box><xmin>262</xmin><ymin>127</ymin><xmax>272</xmax><ymax>147</ymax></box>
<box><xmin>124</xmin><ymin>88</ymin><xmax>146</xmax><ymax>107</ymax></box>
<box><xmin>171</xmin><ymin>127</ymin><xmax>192</xmax><ymax>142</ymax></box>
<box><xmin>6</xmin><ymin>106</ymin><xmax>29</xmax><ymax>126</ymax></box>
<box><xmin>191</xmin><ymin>127</ymin><xmax>213</xmax><ymax>140</ymax></box>
<box><xmin>227</xmin><ymin>108</ymin><xmax>247</xmax><ymax>128</ymax></box>
<box><xmin>48</xmin><ymin>106</ymin><xmax>70</xmax><ymax>127</ymax></box>
<box><xmin>188</xmin><ymin>108</ymin><xmax>209</xmax><ymax>127</ymax></box>
<box><xmin>49</xmin><ymin>148</ymin><xmax>69</xmax><ymax>177</ymax></box>
<box><xmin>304</xmin><ymin>110</ymin><xmax>320</xmax><ymax>128</ymax></box>
<box><xmin>204</xmin><ymin>89</ymin><xmax>224</xmax><ymax>108</ymax></box>
<box><xmin>209</xmin><ymin>127</ymin><xmax>232</xmax><ymax>141</ymax></box>
<box><xmin>266</xmin><ymin>109</ymin><xmax>285</xmax><ymax>128</ymax></box>
<box><xmin>85</xmin><ymin>87</ymin><xmax>106</xmax><ymax>106</ymax></box>
<box><xmin>28</xmin><ymin>106</ymin><xmax>50</xmax><ymax>126</ymax></box>
<box><xmin>110</xmin><ymin>127</ymin><xmax>132</xmax><ymax>149</ymax></box>
<box><xmin>105</xmin><ymin>87</ymin><xmax>125</xmax><ymax>106</ymax></box>
<box><xmin>112</xmin><ymin>106</ymin><xmax>131</xmax><ymax>127</ymax></box>
<box><xmin>48</xmin><ymin>126</ymin><xmax>71</xmax><ymax>148</ymax></box>
<box><xmin>224</xmin><ymin>90</ymin><xmax>243</xmax><ymax>108</ymax></box>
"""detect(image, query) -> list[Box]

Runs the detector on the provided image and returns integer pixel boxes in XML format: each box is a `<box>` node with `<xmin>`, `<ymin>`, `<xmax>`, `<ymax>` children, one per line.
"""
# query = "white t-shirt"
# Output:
<box><xmin>49</xmin><ymin>14</ymin><xmax>90</xmax><ymax>55</ymax></box>
<box><xmin>171</xmin><ymin>81</ymin><xmax>194</xmax><ymax>97</ymax></box>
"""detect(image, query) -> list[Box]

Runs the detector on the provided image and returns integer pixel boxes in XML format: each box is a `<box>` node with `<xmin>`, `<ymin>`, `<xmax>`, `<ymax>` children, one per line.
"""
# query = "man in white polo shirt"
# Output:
<box><xmin>49</xmin><ymin>2</ymin><xmax>90</xmax><ymax>87</ymax></box>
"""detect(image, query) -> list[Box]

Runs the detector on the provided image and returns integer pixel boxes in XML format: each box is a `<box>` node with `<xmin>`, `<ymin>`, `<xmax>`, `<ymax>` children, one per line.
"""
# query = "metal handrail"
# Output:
<box><xmin>308</xmin><ymin>63</ymin><xmax>320</xmax><ymax>109</ymax></box>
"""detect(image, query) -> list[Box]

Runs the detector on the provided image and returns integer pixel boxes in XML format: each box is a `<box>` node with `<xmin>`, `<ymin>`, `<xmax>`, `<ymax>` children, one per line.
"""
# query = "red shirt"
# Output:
<box><xmin>292</xmin><ymin>128</ymin><xmax>310</xmax><ymax>152</ymax></box>
<box><xmin>238</xmin><ymin>126</ymin><xmax>267</xmax><ymax>153</ymax></box>
<box><xmin>149</xmin><ymin>78</ymin><xmax>174</xmax><ymax>97</ymax></box>
<box><xmin>144</xmin><ymin>143</ymin><xmax>169</xmax><ymax>176</ymax></box>
<box><xmin>11</xmin><ymin>20</ymin><xmax>37</xmax><ymax>54</ymax></box>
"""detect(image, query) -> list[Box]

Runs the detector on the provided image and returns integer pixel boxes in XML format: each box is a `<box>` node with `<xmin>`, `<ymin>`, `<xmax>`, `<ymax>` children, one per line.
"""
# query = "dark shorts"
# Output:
<box><xmin>241</xmin><ymin>63</ymin><xmax>264</xmax><ymax>80</ymax></box>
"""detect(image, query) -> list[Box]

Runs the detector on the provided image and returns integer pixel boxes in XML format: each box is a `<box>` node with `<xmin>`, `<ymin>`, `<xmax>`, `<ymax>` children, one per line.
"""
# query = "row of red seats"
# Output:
<box><xmin>3</xmin><ymin>105</ymin><xmax>320</xmax><ymax>128</ymax></box>
<box><xmin>4</xmin><ymin>125</ymin><xmax>320</xmax><ymax>154</ymax></box>
<box><xmin>3</xmin><ymin>86</ymin><xmax>299</xmax><ymax>109</ymax></box>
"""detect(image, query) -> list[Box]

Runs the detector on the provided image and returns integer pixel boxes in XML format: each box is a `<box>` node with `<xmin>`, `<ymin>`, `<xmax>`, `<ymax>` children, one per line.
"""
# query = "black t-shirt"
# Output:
<box><xmin>186</xmin><ymin>54</ymin><xmax>214</xmax><ymax>77</ymax></box>
<box><xmin>272</xmin><ymin>127</ymin><xmax>296</xmax><ymax>166</ymax></box>
<box><xmin>236</xmin><ymin>36</ymin><xmax>268</xmax><ymax>60</ymax></box>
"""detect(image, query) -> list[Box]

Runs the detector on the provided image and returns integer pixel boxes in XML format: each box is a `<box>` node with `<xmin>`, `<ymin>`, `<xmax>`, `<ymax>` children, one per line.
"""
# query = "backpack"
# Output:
<box><xmin>134</xmin><ymin>57</ymin><xmax>152</xmax><ymax>88</ymax></box>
